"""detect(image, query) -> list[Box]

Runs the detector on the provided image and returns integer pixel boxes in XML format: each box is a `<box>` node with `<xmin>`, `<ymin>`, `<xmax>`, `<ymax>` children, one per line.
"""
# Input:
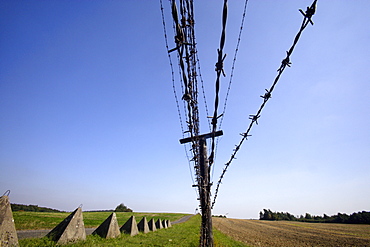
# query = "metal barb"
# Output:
<box><xmin>249</xmin><ymin>114</ymin><xmax>260</xmax><ymax>125</ymax></box>
<box><xmin>278</xmin><ymin>51</ymin><xmax>292</xmax><ymax>72</ymax></box>
<box><xmin>299</xmin><ymin>0</ymin><xmax>316</xmax><ymax>25</ymax></box>
<box><xmin>182</xmin><ymin>93</ymin><xmax>192</xmax><ymax>101</ymax></box>
<box><xmin>240</xmin><ymin>133</ymin><xmax>252</xmax><ymax>139</ymax></box>
<box><xmin>260</xmin><ymin>89</ymin><xmax>272</xmax><ymax>100</ymax></box>
<box><xmin>215</xmin><ymin>50</ymin><xmax>227</xmax><ymax>77</ymax></box>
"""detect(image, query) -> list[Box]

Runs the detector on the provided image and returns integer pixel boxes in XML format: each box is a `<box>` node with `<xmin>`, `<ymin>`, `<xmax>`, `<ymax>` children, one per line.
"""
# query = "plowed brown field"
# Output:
<box><xmin>213</xmin><ymin>218</ymin><xmax>370</xmax><ymax>247</ymax></box>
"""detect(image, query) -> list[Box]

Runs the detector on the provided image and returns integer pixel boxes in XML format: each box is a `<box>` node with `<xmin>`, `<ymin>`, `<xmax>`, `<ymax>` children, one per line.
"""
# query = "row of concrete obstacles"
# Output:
<box><xmin>121</xmin><ymin>215</ymin><xmax>171</xmax><ymax>236</ymax></box>
<box><xmin>92</xmin><ymin>210</ymin><xmax>172</xmax><ymax>240</ymax></box>
<box><xmin>0</xmin><ymin>194</ymin><xmax>172</xmax><ymax>245</ymax></box>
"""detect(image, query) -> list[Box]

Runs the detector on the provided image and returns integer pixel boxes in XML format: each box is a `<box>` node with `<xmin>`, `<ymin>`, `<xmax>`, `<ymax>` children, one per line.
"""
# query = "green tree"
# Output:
<box><xmin>260</xmin><ymin>209</ymin><xmax>274</xmax><ymax>220</ymax></box>
<box><xmin>115</xmin><ymin>203</ymin><xmax>132</xmax><ymax>212</ymax></box>
<box><xmin>334</xmin><ymin>213</ymin><xmax>349</xmax><ymax>223</ymax></box>
<box><xmin>305</xmin><ymin>213</ymin><xmax>312</xmax><ymax>220</ymax></box>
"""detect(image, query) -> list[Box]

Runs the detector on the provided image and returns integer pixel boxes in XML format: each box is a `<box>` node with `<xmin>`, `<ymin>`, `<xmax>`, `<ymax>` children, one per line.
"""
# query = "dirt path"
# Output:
<box><xmin>17</xmin><ymin>228</ymin><xmax>96</xmax><ymax>240</ymax></box>
<box><xmin>172</xmin><ymin>214</ymin><xmax>194</xmax><ymax>224</ymax></box>
<box><xmin>213</xmin><ymin>218</ymin><xmax>370</xmax><ymax>247</ymax></box>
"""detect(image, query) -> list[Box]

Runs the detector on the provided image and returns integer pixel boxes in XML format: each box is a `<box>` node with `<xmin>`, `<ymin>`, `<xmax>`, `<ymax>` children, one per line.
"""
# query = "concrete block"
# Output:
<box><xmin>166</xmin><ymin>220</ymin><xmax>172</xmax><ymax>227</ymax></box>
<box><xmin>137</xmin><ymin>217</ymin><xmax>149</xmax><ymax>233</ymax></box>
<box><xmin>46</xmin><ymin>207</ymin><xmax>86</xmax><ymax>244</ymax></box>
<box><xmin>120</xmin><ymin>216</ymin><xmax>138</xmax><ymax>236</ymax></box>
<box><xmin>148</xmin><ymin>218</ymin><xmax>157</xmax><ymax>231</ymax></box>
<box><xmin>92</xmin><ymin>212</ymin><xmax>120</xmax><ymax>239</ymax></box>
<box><xmin>162</xmin><ymin>219</ymin><xmax>168</xmax><ymax>228</ymax></box>
<box><xmin>0</xmin><ymin>195</ymin><xmax>19</xmax><ymax>246</ymax></box>
<box><xmin>155</xmin><ymin>219</ymin><xmax>163</xmax><ymax>229</ymax></box>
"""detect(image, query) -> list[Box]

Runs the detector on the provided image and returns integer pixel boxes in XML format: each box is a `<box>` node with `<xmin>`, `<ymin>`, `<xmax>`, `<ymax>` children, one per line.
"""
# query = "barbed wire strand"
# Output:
<box><xmin>218</xmin><ymin>0</ymin><xmax>249</xmax><ymax>130</ymax></box>
<box><xmin>160</xmin><ymin>0</ymin><xmax>199</xmax><ymax>198</ymax></box>
<box><xmin>209</xmin><ymin>0</ymin><xmax>228</xmax><ymax>168</ymax></box>
<box><xmin>212</xmin><ymin>0</ymin><xmax>250</xmax><ymax>180</ymax></box>
<box><xmin>181</xmin><ymin>0</ymin><xmax>200</xmax><ymax>191</ymax></box>
<box><xmin>180</xmin><ymin>3</ymin><xmax>212</xmax><ymax>242</ymax></box>
<box><xmin>182</xmin><ymin>0</ymin><xmax>201</xmax><ymax>185</ymax></box>
<box><xmin>169</xmin><ymin>0</ymin><xmax>203</xmax><ymax>199</ymax></box>
<box><xmin>196</xmin><ymin>52</ymin><xmax>212</xmax><ymax>132</ymax></box>
<box><xmin>212</xmin><ymin>0</ymin><xmax>317</xmax><ymax>209</ymax></box>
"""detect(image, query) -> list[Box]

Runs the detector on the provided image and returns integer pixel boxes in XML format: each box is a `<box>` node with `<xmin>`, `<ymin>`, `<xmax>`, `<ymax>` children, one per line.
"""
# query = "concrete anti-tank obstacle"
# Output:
<box><xmin>92</xmin><ymin>212</ymin><xmax>120</xmax><ymax>239</ymax></box>
<box><xmin>155</xmin><ymin>219</ymin><xmax>163</xmax><ymax>229</ymax></box>
<box><xmin>137</xmin><ymin>217</ymin><xmax>150</xmax><ymax>233</ymax></box>
<box><xmin>162</xmin><ymin>219</ymin><xmax>168</xmax><ymax>228</ymax></box>
<box><xmin>166</xmin><ymin>220</ymin><xmax>172</xmax><ymax>227</ymax></box>
<box><xmin>148</xmin><ymin>218</ymin><xmax>157</xmax><ymax>231</ymax></box>
<box><xmin>0</xmin><ymin>192</ymin><xmax>19</xmax><ymax>246</ymax></box>
<box><xmin>120</xmin><ymin>216</ymin><xmax>138</xmax><ymax>236</ymax></box>
<box><xmin>46</xmin><ymin>206</ymin><xmax>86</xmax><ymax>244</ymax></box>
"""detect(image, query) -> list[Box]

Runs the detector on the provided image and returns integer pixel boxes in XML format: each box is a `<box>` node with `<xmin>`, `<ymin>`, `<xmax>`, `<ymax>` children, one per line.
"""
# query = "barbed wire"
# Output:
<box><xmin>160</xmin><ymin>0</ymin><xmax>199</xmax><ymax>198</ymax></box>
<box><xmin>196</xmin><ymin>52</ymin><xmax>212</xmax><ymax>132</ymax></box>
<box><xmin>209</xmin><ymin>0</ymin><xmax>228</xmax><ymax>168</ymax></box>
<box><xmin>183</xmin><ymin>0</ymin><xmax>201</xmax><ymax>187</ymax></box>
<box><xmin>212</xmin><ymin>0</ymin><xmax>317</xmax><ymax>209</ymax></box>
<box><xmin>160</xmin><ymin>0</ymin><xmax>184</xmax><ymax>141</ymax></box>
<box><xmin>218</xmin><ymin>0</ymin><xmax>249</xmax><ymax>130</ymax></box>
<box><xmin>212</xmin><ymin>0</ymin><xmax>250</xmax><ymax>180</ymax></box>
<box><xmin>167</xmin><ymin>0</ymin><xmax>205</xmax><ymax>200</ymax></box>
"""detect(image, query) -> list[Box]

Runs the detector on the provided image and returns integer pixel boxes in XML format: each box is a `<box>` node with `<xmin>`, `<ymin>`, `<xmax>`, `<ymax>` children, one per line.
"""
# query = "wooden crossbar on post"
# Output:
<box><xmin>179</xmin><ymin>130</ymin><xmax>223</xmax><ymax>247</ymax></box>
<box><xmin>179</xmin><ymin>130</ymin><xmax>223</xmax><ymax>144</ymax></box>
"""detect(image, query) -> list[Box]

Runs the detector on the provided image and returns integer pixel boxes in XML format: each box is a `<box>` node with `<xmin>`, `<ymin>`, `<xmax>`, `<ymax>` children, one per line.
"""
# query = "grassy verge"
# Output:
<box><xmin>18</xmin><ymin>215</ymin><xmax>249</xmax><ymax>247</ymax></box>
<box><xmin>213</xmin><ymin>227</ymin><xmax>249</xmax><ymax>247</ymax></box>
<box><xmin>13</xmin><ymin>211</ymin><xmax>187</xmax><ymax>230</ymax></box>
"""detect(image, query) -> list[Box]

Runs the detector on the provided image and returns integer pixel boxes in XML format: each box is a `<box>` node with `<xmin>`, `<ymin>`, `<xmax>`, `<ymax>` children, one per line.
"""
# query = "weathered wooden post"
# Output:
<box><xmin>180</xmin><ymin>130</ymin><xmax>223</xmax><ymax>247</ymax></box>
<box><xmin>198</xmin><ymin>137</ymin><xmax>213</xmax><ymax>247</ymax></box>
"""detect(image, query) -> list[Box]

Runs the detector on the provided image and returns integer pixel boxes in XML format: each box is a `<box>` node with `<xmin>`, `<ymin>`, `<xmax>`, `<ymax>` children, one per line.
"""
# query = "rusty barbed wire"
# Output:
<box><xmin>182</xmin><ymin>0</ymin><xmax>201</xmax><ymax>186</ymax></box>
<box><xmin>196</xmin><ymin>52</ymin><xmax>212</xmax><ymax>132</ymax></box>
<box><xmin>212</xmin><ymin>0</ymin><xmax>250</xmax><ymax>180</ymax></box>
<box><xmin>160</xmin><ymin>0</ymin><xmax>200</xmax><ymax>198</ymax></box>
<box><xmin>209</xmin><ymin>0</ymin><xmax>228</xmax><ymax>169</ymax></box>
<box><xmin>166</xmin><ymin>0</ymin><xmax>205</xmax><ymax>200</ymax></box>
<box><xmin>218</xmin><ymin>0</ymin><xmax>249</xmax><ymax>130</ymax></box>
<box><xmin>212</xmin><ymin>0</ymin><xmax>317</xmax><ymax>209</ymax></box>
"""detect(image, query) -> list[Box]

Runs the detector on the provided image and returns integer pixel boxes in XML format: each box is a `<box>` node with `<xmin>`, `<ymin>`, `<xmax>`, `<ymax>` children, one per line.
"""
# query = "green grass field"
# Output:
<box><xmin>15</xmin><ymin>212</ymin><xmax>248</xmax><ymax>246</ymax></box>
<box><xmin>13</xmin><ymin>211</ymin><xmax>187</xmax><ymax>230</ymax></box>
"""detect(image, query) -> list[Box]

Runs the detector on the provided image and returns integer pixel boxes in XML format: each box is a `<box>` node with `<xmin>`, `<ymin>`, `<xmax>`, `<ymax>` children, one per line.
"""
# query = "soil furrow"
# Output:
<box><xmin>213</xmin><ymin>218</ymin><xmax>370</xmax><ymax>247</ymax></box>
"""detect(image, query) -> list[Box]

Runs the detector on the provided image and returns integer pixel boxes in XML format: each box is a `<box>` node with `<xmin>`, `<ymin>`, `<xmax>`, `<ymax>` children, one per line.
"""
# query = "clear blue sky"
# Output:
<box><xmin>1</xmin><ymin>0</ymin><xmax>369</xmax><ymax>219</ymax></box>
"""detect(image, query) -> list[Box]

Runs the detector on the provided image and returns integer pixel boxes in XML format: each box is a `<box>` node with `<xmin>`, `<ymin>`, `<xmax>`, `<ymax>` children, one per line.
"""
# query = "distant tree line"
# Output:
<box><xmin>259</xmin><ymin>209</ymin><xmax>370</xmax><ymax>224</ymax></box>
<box><xmin>11</xmin><ymin>203</ymin><xmax>133</xmax><ymax>213</ymax></box>
<box><xmin>11</xmin><ymin>203</ymin><xmax>62</xmax><ymax>212</ymax></box>
<box><xmin>212</xmin><ymin>215</ymin><xmax>227</xmax><ymax>218</ymax></box>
